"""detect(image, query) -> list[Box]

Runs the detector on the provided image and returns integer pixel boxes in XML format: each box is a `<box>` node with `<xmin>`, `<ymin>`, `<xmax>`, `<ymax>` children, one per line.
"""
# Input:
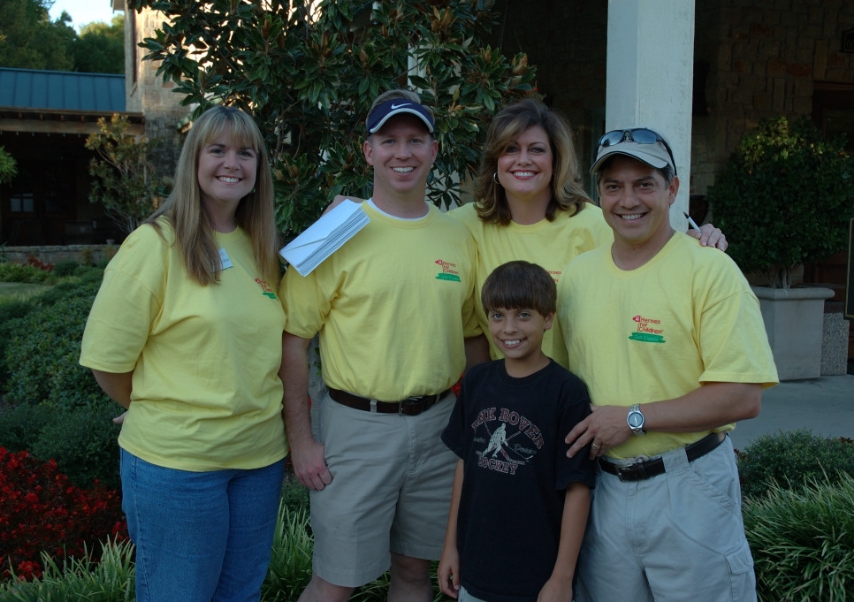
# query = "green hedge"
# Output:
<box><xmin>737</xmin><ymin>430</ymin><xmax>854</xmax><ymax>499</ymax></box>
<box><xmin>3</xmin><ymin>273</ymin><xmax>105</xmax><ymax>409</ymax></box>
<box><xmin>0</xmin><ymin>270</ymin><xmax>121</xmax><ymax>489</ymax></box>
<box><xmin>0</xmin><ymin>298</ymin><xmax>35</xmax><ymax>388</ymax></box>
<box><xmin>0</xmin><ymin>263</ymin><xmax>57</xmax><ymax>285</ymax></box>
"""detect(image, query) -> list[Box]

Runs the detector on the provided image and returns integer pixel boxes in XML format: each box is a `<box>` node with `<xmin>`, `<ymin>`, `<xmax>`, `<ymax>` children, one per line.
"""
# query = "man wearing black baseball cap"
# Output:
<box><xmin>558</xmin><ymin>128</ymin><xmax>778</xmax><ymax>601</ymax></box>
<box><xmin>280</xmin><ymin>89</ymin><xmax>480</xmax><ymax>602</ymax></box>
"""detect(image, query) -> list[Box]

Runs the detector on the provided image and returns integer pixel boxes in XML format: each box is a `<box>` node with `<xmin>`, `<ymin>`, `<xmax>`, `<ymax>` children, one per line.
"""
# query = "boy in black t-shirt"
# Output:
<box><xmin>439</xmin><ymin>260</ymin><xmax>595</xmax><ymax>602</ymax></box>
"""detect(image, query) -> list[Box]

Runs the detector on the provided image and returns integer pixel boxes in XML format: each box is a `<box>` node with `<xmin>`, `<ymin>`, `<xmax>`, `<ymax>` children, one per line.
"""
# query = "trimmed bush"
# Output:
<box><xmin>0</xmin><ymin>270</ymin><xmax>121</xmax><ymax>489</ymax></box>
<box><xmin>0</xmin><ymin>263</ymin><xmax>56</xmax><ymax>285</ymax></box>
<box><xmin>707</xmin><ymin>117</ymin><xmax>854</xmax><ymax>288</ymax></box>
<box><xmin>31</xmin><ymin>404</ymin><xmax>122</xmax><ymax>490</ymax></box>
<box><xmin>3</xmin><ymin>278</ymin><xmax>105</xmax><ymax>410</ymax></box>
<box><xmin>745</xmin><ymin>474</ymin><xmax>854</xmax><ymax>601</ymax></box>
<box><xmin>0</xmin><ymin>403</ymin><xmax>52</xmax><ymax>455</ymax></box>
<box><xmin>52</xmin><ymin>260</ymin><xmax>80</xmax><ymax>278</ymax></box>
<box><xmin>737</xmin><ymin>430</ymin><xmax>854</xmax><ymax>499</ymax></box>
<box><xmin>0</xmin><ymin>299</ymin><xmax>34</xmax><ymax>391</ymax></box>
<box><xmin>0</xmin><ymin>402</ymin><xmax>121</xmax><ymax>490</ymax></box>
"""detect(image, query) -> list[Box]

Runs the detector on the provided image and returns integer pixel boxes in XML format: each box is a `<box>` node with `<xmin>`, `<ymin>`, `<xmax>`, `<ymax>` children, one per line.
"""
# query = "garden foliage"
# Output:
<box><xmin>0</xmin><ymin>146</ymin><xmax>17</xmax><ymax>185</ymax></box>
<box><xmin>707</xmin><ymin>117</ymin><xmax>854</xmax><ymax>288</ymax></box>
<box><xmin>131</xmin><ymin>0</ymin><xmax>537</xmax><ymax>238</ymax></box>
<box><xmin>736</xmin><ymin>429</ymin><xmax>854</xmax><ymax>500</ymax></box>
<box><xmin>0</xmin><ymin>539</ymin><xmax>135</xmax><ymax>601</ymax></box>
<box><xmin>0</xmin><ymin>269</ymin><xmax>121</xmax><ymax>490</ymax></box>
<box><xmin>0</xmin><ymin>449</ymin><xmax>127</xmax><ymax>583</ymax></box>
<box><xmin>3</xmin><ymin>274</ymin><xmax>105</xmax><ymax>409</ymax></box>
<box><xmin>745</xmin><ymin>473</ymin><xmax>854</xmax><ymax>601</ymax></box>
<box><xmin>0</xmin><ymin>261</ymin><xmax>56</xmax><ymax>285</ymax></box>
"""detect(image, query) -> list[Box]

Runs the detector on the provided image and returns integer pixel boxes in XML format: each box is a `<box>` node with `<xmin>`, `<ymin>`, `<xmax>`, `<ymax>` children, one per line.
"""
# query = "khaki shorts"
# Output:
<box><xmin>576</xmin><ymin>435</ymin><xmax>756</xmax><ymax>602</ymax></box>
<box><xmin>309</xmin><ymin>389</ymin><xmax>458</xmax><ymax>587</ymax></box>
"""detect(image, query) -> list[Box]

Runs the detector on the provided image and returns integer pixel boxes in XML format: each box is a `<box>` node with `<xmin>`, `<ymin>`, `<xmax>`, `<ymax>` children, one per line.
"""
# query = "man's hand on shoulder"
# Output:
<box><xmin>688</xmin><ymin>222</ymin><xmax>728</xmax><ymax>251</ymax></box>
<box><xmin>324</xmin><ymin>194</ymin><xmax>366</xmax><ymax>216</ymax></box>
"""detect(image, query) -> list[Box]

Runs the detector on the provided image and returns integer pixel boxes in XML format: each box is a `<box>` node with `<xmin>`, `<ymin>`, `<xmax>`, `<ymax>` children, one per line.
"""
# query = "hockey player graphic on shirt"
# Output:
<box><xmin>474</xmin><ymin>409</ymin><xmax>543</xmax><ymax>475</ymax></box>
<box><xmin>483</xmin><ymin>423</ymin><xmax>508</xmax><ymax>458</ymax></box>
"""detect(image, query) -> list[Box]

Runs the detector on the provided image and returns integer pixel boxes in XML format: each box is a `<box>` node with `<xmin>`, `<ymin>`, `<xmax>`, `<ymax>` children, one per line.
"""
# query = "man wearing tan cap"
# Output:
<box><xmin>558</xmin><ymin>128</ymin><xmax>778</xmax><ymax>602</ymax></box>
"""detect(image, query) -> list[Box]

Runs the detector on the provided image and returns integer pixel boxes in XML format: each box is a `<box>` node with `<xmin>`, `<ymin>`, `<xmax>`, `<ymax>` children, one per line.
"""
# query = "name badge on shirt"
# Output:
<box><xmin>219</xmin><ymin>248</ymin><xmax>234</xmax><ymax>270</ymax></box>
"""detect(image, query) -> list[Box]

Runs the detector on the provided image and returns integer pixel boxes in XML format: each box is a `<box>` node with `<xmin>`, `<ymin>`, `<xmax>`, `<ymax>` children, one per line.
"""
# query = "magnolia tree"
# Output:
<box><xmin>86</xmin><ymin>115</ymin><xmax>165</xmax><ymax>235</ymax></box>
<box><xmin>130</xmin><ymin>0</ymin><xmax>536</xmax><ymax>237</ymax></box>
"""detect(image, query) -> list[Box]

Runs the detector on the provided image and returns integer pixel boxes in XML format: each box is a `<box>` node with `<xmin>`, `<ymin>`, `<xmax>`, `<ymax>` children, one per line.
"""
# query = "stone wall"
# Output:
<box><xmin>4</xmin><ymin>245</ymin><xmax>118</xmax><ymax>266</ymax></box>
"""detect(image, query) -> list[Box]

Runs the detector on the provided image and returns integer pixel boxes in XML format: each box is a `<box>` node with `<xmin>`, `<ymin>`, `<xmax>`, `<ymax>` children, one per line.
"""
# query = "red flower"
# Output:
<box><xmin>0</xmin><ymin>447</ymin><xmax>129</xmax><ymax>582</ymax></box>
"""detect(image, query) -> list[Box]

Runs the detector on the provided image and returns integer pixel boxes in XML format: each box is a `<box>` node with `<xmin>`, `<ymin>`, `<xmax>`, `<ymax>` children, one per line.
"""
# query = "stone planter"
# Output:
<box><xmin>752</xmin><ymin>286</ymin><xmax>835</xmax><ymax>381</ymax></box>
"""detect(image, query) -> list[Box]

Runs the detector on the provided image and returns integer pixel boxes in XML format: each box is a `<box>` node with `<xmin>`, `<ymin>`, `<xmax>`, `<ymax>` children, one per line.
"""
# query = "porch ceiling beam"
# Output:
<box><xmin>0</xmin><ymin>118</ymin><xmax>144</xmax><ymax>135</ymax></box>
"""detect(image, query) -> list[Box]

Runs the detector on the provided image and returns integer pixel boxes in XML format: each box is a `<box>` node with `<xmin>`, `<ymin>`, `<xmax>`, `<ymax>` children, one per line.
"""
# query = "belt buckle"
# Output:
<box><xmin>615</xmin><ymin>455</ymin><xmax>649</xmax><ymax>482</ymax></box>
<box><xmin>400</xmin><ymin>396</ymin><xmax>426</xmax><ymax>415</ymax></box>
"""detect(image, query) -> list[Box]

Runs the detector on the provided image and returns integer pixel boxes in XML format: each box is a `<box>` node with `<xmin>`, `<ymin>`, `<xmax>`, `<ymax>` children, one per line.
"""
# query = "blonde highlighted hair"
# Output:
<box><xmin>475</xmin><ymin>99</ymin><xmax>592</xmax><ymax>225</ymax></box>
<box><xmin>146</xmin><ymin>105</ymin><xmax>280</xmax><ymax>285</ymax></box>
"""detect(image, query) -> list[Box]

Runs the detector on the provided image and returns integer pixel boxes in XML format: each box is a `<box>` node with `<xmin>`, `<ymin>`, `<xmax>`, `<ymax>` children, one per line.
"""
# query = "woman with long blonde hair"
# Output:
<box><xmin>81</xmin><ymin>105</ymin><xmax>287</xmax><ymax>602</ymax></box>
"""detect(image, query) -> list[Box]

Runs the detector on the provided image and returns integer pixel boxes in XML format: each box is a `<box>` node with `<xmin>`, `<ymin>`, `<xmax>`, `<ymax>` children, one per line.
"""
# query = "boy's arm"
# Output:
<box><xmin>538</xmin><ymin>482</ymin><xmax>590</xmax><ymax>602</ymax></box>
<box><xmin>438</xmin><ymin>459</ymin><xmax>465</xmax><ymax>599</ymax></box>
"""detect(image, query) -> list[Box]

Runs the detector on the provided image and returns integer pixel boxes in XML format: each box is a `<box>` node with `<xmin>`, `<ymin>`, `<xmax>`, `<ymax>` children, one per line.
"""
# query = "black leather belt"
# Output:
<box><xmin>329</xmin><ymin>388</ymin><xmax>451</xmax><ymax>416</ymax></box>
<box><xmin>599</xmin><ymin>432</ymin><xmax>726</xmax><ymax>482</ymax></box>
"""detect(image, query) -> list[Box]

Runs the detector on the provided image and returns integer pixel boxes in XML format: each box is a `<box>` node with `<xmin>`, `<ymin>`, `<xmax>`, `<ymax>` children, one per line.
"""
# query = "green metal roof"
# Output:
<box><xmin>0</xmin><ymin>67</ymin><xmax>125</xmax><ymax>112</ymax></box>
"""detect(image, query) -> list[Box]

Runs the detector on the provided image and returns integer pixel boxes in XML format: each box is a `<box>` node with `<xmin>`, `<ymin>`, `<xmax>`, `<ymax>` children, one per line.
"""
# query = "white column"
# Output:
<box><xmin>605</xmin><ymin>0</ymin><xmax>695</xmax><ymax>230</ymax></box>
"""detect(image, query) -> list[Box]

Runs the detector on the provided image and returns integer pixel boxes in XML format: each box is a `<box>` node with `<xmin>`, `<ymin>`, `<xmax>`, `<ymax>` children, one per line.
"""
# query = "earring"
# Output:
<box><xmin>492</xmin><ymin>172</ymin><xmax>500</xmax><ymax>185</ymax></box>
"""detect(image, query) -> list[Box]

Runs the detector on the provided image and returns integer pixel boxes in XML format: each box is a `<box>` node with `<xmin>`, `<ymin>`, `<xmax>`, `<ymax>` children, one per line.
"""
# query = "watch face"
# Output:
<box><xmin>628</xmin><ymin>413</ymin><xmax>643</xmax><ymax>428</ymax></box>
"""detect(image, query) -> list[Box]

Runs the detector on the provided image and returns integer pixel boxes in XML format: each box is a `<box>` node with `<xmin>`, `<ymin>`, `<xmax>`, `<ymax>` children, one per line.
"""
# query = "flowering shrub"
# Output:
<box><xmin>0</xmin><ymin>448</ymin><xmax>128</xmax><ymax>582</ymax></box>
<box><xmin>25</xmin><ymin>257</ymin><xmax>53</xmax><ymax>272</ymax></box>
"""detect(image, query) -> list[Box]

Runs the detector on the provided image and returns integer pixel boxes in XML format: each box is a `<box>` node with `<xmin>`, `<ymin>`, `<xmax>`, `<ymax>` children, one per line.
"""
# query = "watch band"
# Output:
<box><xmin>627</xmin><ymin>403</ymin><xmax>646</xmax><ymax>436</ymax></box>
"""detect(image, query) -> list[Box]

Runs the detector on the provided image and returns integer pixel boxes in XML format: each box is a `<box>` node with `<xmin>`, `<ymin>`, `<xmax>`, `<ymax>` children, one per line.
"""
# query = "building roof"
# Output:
<box><xmin>0</xmin><ymin>67</ymin><xmax>141</xmax><ymax>136</ymax></box>
<box><xmin>0</xmin><ymin>67</ymin><xmax>126</xmax><ymax>112</ymax></box>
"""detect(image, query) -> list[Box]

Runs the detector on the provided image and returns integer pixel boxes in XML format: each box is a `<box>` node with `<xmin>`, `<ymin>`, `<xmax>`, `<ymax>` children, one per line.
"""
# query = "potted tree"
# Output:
<box><xmin>707</xmin><ymin>117</ymin><xmax>854</xmax><ymax>380</ymax></box>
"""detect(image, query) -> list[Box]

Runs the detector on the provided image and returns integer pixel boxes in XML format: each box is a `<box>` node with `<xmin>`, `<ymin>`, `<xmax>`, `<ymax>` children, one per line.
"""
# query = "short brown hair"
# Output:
<box><xmin>481</xmin><ymin>260</ymin><xmax>556</xmax><ymax>316</ymax></box>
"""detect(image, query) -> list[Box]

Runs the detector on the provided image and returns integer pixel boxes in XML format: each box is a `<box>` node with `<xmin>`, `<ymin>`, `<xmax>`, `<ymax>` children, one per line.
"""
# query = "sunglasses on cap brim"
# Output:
<box><xmin>598</xmin><ymin>128</ymin><xmax>677</xmax><ymax>175</ymax></box>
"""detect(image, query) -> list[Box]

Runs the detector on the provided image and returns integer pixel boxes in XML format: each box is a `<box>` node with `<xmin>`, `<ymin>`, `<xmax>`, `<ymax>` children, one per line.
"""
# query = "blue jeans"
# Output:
<box><xmin>121</xmin><ymin>450</ymin><xmax>285</xmax><ymax>602</ymax></box>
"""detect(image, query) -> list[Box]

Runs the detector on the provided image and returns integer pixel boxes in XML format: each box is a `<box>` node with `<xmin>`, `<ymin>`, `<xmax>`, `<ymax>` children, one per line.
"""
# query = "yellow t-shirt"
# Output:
<box><xmin>449</xmin><ymin>202</ymin><xmax>612</xmax><ymax>367</ymax></box>
<box><xmin>558</xmin><ymin>232</ymin><xmax>778</xmax><ymax>459</ymax></box>
<box><xmin>80</xmin><ymin>221</ymin><xmax>287</xmax><ymax>471</ymax></box>
<box><xmin>281</xmin><ymin>203</ymin><xmax>479</xmax><ymax>400</ymax></box>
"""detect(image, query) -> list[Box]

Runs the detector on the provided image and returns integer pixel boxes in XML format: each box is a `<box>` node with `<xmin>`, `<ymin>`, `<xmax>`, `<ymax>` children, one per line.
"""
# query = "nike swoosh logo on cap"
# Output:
<box><xmin>390</xmin><ymin>103</ymin><xmax>411</xmax><ymax>109</ymax></box>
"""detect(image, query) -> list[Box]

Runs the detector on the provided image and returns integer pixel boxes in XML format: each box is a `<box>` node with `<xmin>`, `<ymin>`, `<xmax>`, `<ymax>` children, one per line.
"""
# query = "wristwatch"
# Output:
<box><xmin>627</xmin><ymin>404</ymin><xmax>646</xmax><ymax>436</ymax></box>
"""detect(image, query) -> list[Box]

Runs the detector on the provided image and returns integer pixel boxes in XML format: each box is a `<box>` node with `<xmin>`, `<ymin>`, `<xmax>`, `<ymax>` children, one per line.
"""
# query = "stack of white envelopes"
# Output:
<box><xmin>279</xmin><ymin>200</ymin><xmax>370</xmax><ymax>276</ymax></box>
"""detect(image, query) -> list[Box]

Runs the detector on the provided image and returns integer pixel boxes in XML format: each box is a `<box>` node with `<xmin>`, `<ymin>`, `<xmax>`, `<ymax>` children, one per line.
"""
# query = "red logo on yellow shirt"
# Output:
<box><xmin>628</xmin><ymin>314</ymin><xmax>666</xmax><ymax>343</ymax></box>
<box><xmin>435</xmin><ymin>259</ymin><xmax>462</xmax><ymax>282</ymax></box>
<box><xmin>255</xmin><ymin>278</ymin><xmax>278</xmax><ymax>299</ymax></box>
